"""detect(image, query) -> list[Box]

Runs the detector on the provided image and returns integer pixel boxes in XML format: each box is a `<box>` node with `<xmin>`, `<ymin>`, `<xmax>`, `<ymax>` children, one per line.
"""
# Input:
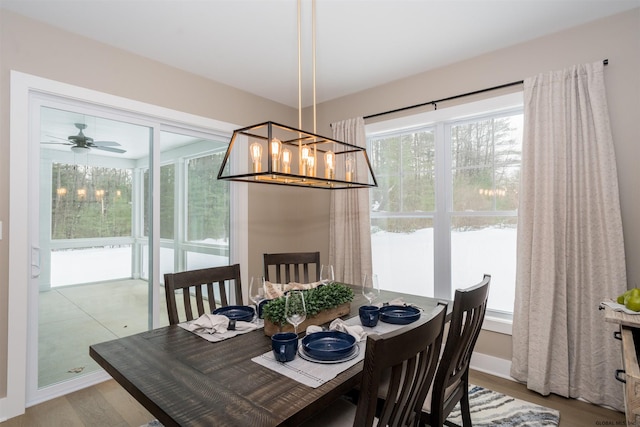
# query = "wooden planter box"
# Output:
<box><xmin>263</xmin><ymin>302</ymin><xmax>351</xmax><ymax>336</ymax></box>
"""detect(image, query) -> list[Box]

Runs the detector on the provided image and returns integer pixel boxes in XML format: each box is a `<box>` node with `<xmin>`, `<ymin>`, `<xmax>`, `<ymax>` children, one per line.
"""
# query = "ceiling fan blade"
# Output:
<box><xmin>93</xmin><ymin>146</ymin><xmax>127</xmax><ymax>154</ymax></box>
<box><xmin>41</xmin><ymin>141</ymin><xmax>72</xmax><ymax>146</ymax></box>
<box><xmin>45</xmin><ymin>135</ymin><xmax>70</xmax><ymax>142</ymax></box>
<box><xmin>91</xmin><ymin>140</ymin><xmax>121</xmax><ymax>147</ymax></box>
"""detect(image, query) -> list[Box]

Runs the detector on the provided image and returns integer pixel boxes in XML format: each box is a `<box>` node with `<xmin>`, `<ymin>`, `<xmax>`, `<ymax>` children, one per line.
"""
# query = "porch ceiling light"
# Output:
<box><xmin>217</xmin><ymin>0</ymin><xmax>377</xmax><ymax>190</ymax></box>
<box><xmin>70</xmin><ymin>145</ymin><xmax>90</xmax><ymax>154</ymax></box>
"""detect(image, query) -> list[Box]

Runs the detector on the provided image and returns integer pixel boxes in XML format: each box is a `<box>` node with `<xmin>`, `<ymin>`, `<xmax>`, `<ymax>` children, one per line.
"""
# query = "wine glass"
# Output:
<box><xmin>319</xmin><ymin>264</ymin><xmax>334</xmax><ymax>285</ymax></box>
<box><xmin>285</xmin><ymin>290</ymin><xmax>307</xmax><ymax>335</ymax></box>
<box><xmin>249</xmin><ymin>276</ymin><xmax>265</xmax><ymax>323</ymax></box>
<box><xmin>362</xmin><ymin>273</ymin><xmax>380</xmax><ymax>305</ymax></box>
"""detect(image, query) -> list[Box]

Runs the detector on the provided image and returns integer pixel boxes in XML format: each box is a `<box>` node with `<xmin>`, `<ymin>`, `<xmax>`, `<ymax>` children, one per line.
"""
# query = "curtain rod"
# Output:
<box><xmin>363</xmin><ymin>59</ymin><xmax>609</xmax><ymax>121</ymax></box>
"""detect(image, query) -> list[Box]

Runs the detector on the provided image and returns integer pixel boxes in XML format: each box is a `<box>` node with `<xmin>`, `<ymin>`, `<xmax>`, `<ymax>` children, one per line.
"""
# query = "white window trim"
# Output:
<box><xmin>366</xmin><ymin>92</ymin><xmax>523</xmax><ymax>335</ymax></box>
<box><xmin>483</xmin><ymin>316</ymin><xmax>513</xmax><ymax>335</ymax></box>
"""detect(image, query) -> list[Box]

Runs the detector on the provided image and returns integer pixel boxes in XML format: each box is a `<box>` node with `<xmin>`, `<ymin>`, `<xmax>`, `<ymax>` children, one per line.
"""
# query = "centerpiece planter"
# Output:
<box><xmin>262</xmin><ymin>282</ymin><xmax>354</xmax><ymax>337</ymax></box>
<box><xmin>264</xmin><ymin>302</ymin><xmax>351</xmax><ymax>336</ymax></box>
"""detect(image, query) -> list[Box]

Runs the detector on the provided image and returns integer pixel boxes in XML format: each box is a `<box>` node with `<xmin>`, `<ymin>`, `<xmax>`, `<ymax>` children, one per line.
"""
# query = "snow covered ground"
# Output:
<box><xmin>372</xmin><ymin>227</ymin><xmax>516</xmax><ymax>313</ymax></box>
<box><xmin>51</xmin><ymin>227</ymin><xmax>516</xmax><ymax>313</ymax></box>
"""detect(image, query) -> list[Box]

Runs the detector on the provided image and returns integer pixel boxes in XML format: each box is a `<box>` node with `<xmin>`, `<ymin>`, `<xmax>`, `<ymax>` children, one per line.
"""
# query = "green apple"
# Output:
<box><xmin>626</xmin><ymin>288</ymin><xmax>640</xmax><ymax>312</ymax></box>
<box><xmin>618</xmin><ymin>290</ymin><xmax>631</xmax><ymax>304</ymax></box>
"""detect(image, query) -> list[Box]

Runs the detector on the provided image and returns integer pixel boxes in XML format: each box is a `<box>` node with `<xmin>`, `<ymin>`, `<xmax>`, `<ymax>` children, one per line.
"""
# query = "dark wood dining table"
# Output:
<box><xmin>89</xmin><ymin>286</ymin><xmax>449</xmax><ymax>426</ymax></box>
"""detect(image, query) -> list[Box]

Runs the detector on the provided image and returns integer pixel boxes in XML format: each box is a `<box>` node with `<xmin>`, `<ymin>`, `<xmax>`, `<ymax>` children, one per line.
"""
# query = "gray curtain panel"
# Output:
<box><xmin>510</xmin><ymin>61</ymin><xmax>627</xmax><ymax>411</ymax></box>
<box><xmin>329</xmin><ymin>117</ymin><xmax>373</xmax><ymax>285</ymax></box>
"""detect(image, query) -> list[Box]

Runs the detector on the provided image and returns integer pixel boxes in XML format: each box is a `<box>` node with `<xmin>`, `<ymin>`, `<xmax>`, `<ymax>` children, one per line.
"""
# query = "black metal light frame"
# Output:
<box><xmin>217</xmin><ymin>121</ymin><xmax>377</xmax><ymax>190</ymax></box>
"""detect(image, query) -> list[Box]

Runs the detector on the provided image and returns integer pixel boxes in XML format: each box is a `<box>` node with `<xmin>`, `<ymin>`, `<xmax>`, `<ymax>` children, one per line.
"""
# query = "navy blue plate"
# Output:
<box><xmin>379</xmin><ymin>305</ymin><xmax>421</xmax><ymax>325</ymax></box>
<box><xmin>298</xmin><ymin>342</ymin><xmax>360</xmax><ymax>364</ymax></box>
<box><xmin>301</xmin><ymin>331</ymin><xmax>356</xmax><ymax>361</ymax></box>
<box><xmin>212</xmin><ymin>305</ymin><xmax>254</xmax><ymax>322</ymax></box>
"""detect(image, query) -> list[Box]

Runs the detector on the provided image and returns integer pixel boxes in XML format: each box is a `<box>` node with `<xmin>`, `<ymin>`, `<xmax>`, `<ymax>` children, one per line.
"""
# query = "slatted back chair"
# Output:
<box><xmin>419</xmin><ymin>274</ymin><xmax>491</xmax><ymax>427</ymax></box>
<box><xmin>263</xmin><ymin>251</ymin><xmax>320</xmax><ymax>283</ymax></box>
<box><xmin>301</xmin><ymin>304</ymin><xmax>447</xmax><ymax>427</ymax></box>
<box><xmin>163</xmin><ymin>264</ymin><xmax>243</xmax><ymax>325</ymax></box>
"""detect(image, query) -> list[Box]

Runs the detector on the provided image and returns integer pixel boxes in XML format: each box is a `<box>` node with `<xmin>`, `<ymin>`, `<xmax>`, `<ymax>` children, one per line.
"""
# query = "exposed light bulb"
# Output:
<box><xmin>324</xmin><ymin>150</ymin><xmax>335</xmax><ymax>179</ymax></box>
<box><xmin>250</xmin><ymin>142</ymin><xmax>262</xmax><ymax>173</ymax></box>
<box><xmin>345</xmin><ymin>155</ymin><xmax>354</xmax><ymax>182</ymax></box>
<box><xmin>301</xmin><ymin>146</ymin><xmax>310</xmax><ymax>175</ymax></box>
<box><xmin>270</xmin><ymin>138</ymin><xmax>282</xmax><ymax>172</ymax></box>
<box><xmin>282</xmin><ymin>148</ymin><xmax>292</xmax><ymax>173</ymax></box>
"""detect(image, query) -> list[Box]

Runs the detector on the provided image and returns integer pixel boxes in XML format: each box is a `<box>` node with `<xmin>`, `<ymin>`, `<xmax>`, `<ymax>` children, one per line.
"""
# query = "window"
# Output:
<box><xmin>187</xmin><ymin>152</ymin><xmax>229</xmax><ymax>244</ymax></box>
<box><xmin>367</xmin><ymin>93</ymin><xmax>523</xmax><ymax>318</ymax></box>
<box><xmin>51</xmin><ymin>163</ymin><xmax>133</xmax><ymax>239</ymax></box>
<box><xmin>50</xmin><ymin>163</ymin><xmax>135</xmax><ymax>286</ymax></box>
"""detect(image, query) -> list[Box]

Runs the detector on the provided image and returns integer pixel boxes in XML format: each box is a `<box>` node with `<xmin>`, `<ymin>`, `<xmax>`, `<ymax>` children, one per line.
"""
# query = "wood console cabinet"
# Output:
<box><xmin>603</xmin><ymin>303</ymin><xmax>640</xmax><ymax>425</ymax></box>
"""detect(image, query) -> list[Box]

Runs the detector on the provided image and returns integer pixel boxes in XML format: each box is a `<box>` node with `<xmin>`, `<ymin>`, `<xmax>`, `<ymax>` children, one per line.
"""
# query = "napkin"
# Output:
<box><xmin>284</xmin><ymin>281</ymin><xmax>322</xmax><ymax>291</ymax></box>
<box><xmin>375</xmin><ymin>298</ymin><xmax>406</xmax><ymax>308</ymax></box>
<box><xmin>305</xmin><ymin>318</ymin><xmax>367</xmax><ymax>342</ymax></box>
<box><xmin>264</xmin><ymin>280</ymin><xmax>323</xmax><ymax>299</ymax></box>
<box><xmin>600</xmin><ymin>300</ymin><xmax>640</xmax><ymax>315</ymax></box>
<box><xmin>185</xmin><ymin>313</ymin><xmax>259</xmax><ymax>334</ymax></box>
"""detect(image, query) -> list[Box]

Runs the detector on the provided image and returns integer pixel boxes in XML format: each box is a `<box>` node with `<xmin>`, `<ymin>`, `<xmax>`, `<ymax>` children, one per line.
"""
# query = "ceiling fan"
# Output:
<box><xmin>42</xmin><ymin>123</ymin><xmax>127</xmax><ymax>154</ymax></box>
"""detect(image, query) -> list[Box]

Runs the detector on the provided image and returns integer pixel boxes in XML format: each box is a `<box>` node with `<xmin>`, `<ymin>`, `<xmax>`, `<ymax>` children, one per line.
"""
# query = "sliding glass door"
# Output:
<box><xmin>28</xmin><ymin>97</ymin><xmax>233</xmax><ymax>404</ymax></box>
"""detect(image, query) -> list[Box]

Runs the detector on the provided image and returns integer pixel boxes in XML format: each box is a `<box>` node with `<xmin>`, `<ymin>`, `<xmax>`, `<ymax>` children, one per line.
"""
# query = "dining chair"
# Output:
<box><xmin>163</xmin><ymin>264</ymin><xmax>243</xmax><ymax>325</ymax></box>
<box><xmin>302</xmin><ymin>303</ymin><xmax>448</xmax><ymax>427</ymax></box>
<box><xmin>263</xmin><ymin>251</ymin><xmax>320</xmax><ymax>283</ymax></box>
<box><xmin>419</xmin><ymin>274</ymin><xmax>491</xmax><ymax>427</ymax></box>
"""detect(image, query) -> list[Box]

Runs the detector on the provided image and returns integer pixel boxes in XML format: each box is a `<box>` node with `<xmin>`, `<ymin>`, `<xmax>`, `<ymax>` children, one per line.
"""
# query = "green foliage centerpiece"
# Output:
<box><xmin>262</xmin><ymin>282</ymin><xmax>354</xmax><ymax>336</ymax></box>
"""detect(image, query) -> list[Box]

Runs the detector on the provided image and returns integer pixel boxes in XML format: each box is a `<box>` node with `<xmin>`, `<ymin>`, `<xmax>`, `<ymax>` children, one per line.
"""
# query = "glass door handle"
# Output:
<box><xmin>31</xmin><ymin>246</ymin><xmax>41</xmax><ymax>278</ymax></box>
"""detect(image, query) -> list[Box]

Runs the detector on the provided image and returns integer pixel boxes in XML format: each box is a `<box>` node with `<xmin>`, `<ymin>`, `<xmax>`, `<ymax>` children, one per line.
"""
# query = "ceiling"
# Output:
<box><xmin>2</xmin><ymin>0</ymin><xmax>639</xmax><ymax>109</ymax></box>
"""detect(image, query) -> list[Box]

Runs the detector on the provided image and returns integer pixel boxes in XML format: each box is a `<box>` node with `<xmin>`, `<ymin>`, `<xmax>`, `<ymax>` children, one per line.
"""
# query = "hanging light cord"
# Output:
<box><xmin>297</xmin><ymin>0</ymin><xmax>302</xmax><ymax>130</ymax></box>
<box><xmin>296</xmin><ymin>0</ymin><xmax>318</xmax><ymax>133</ymax></box>
<box><xmin>312</xmin><ymin>0</ymin><xmax>317</xmax><ymax>134</ymax></box>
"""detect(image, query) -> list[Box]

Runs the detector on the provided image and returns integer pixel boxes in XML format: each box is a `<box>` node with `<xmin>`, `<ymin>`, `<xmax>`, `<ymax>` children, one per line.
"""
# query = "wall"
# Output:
<box><xmin>0</xmin><ymin>8</ymin><xmax>327</xmax><ymax>402</ymax></box>
<box><xmin>315</xmin><ymin>8</ymin><xmax>640</xmax><ymax>370</ymax></box>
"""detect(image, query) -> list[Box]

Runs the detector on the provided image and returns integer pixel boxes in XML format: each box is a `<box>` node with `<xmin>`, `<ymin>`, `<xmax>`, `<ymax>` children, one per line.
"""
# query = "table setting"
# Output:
<box><xmin>90</xmin><ymin>277</ymin><xmax>448</xmax><ymax>426</ymax></box>
<box><xmin>175</xmin><ymin>274</ymin><xmax>432</xmax><ymax>385</ymax></box>
<box><xmin>251</xmin><ymin>275</ymin><xmax>432</xmax><ymax>388</ymax></box>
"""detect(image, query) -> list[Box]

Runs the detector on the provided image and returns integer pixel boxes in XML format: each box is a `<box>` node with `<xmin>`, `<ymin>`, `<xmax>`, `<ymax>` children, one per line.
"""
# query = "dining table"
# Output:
<box><xmin>89</xmin><ymin>285</ymin><xmax>450</xmax><ymax>426</ymax></box>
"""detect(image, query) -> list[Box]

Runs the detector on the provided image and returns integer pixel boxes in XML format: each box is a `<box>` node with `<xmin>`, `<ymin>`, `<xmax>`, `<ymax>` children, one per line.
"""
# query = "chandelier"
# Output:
<box><xmin>217</xmin><ymin>0</ymin><xmax>377</xmax><ymax>190</ymax></box>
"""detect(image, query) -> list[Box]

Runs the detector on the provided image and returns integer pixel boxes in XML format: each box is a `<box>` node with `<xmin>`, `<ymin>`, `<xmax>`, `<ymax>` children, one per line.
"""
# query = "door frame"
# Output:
<box><xmin>4</xmin><ymin>71</ymin><xmax>248</xmax><ymax>418</ymax></box>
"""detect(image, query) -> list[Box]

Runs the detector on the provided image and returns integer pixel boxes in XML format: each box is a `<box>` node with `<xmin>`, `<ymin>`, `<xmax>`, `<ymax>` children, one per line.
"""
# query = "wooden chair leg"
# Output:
<box><xmin>460</xmin><ymin>381</ymin><xmax>472</xmax><ymax>427</ymax></box>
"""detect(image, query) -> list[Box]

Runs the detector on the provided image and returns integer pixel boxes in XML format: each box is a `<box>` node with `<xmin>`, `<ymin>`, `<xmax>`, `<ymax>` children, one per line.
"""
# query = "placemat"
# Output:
<box><xmin>251</xmin><ymin>314</ymin><xmax>421</xmax><ymax>388</ymax></box>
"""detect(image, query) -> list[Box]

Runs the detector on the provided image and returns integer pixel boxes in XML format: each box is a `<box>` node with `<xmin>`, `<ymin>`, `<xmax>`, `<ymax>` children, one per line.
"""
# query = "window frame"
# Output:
<box><xmin>366</xmin><ymin>92</ymin><xmax>523</xmax><ymax>333</ymax></box>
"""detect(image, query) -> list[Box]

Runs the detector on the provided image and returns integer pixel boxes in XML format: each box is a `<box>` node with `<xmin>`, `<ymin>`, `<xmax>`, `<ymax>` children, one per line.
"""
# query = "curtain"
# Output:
<box><xmin>510</xmin><ymin>62</ymin><xmax>627</xmax><ymax>410</ymax></box>
<box><xmin>329</xmin><ymin>117</ymin><xmax>373</xmax><ymax>285</ymax></box>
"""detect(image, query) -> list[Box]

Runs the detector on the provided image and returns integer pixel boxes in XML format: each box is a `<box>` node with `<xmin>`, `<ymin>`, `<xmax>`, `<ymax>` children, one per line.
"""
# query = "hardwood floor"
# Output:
<box><xmin>2</xmin><ymin>371</ymin><xmax>626</xmax><ymax>426</ymax></box>
<box><xmin>1</xmin><ymin>380</ymin><xmax>154</xmax><ymax>427</ymax></box>
<box><xmin>469</xmin><ymin>370</ymin><xmax>626</xmax><ymax>427</ymax></box>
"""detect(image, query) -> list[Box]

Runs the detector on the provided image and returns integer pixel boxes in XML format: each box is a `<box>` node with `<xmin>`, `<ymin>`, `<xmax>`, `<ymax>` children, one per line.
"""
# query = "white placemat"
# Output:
<box><xmin>178</xmin><ymin>319</ymin><xmax>263</xmax><ymax>342</ymax></box>
<box><xmin>251</xmin><ymin>314</ymin><xmax>423</xmax><ymax>388</ymax></box>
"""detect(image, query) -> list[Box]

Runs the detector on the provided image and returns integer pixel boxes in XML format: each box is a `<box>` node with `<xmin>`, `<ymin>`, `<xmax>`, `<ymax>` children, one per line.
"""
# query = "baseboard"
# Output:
<box><xmin>469</xmin><ymin>351</ymin><xmax>515</xmax><ymax>381</ymax></box>
<box><xmin>0</xmin><ymin>396</ymin><xmax>9</xmax><ymax>422</ymax></box>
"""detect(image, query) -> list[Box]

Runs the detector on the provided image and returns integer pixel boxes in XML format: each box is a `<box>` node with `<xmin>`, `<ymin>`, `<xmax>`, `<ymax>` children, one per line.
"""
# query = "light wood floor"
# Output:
<box><xmin>470</xmin><ymin>370</ymin><xmax>626</xmax><ymax>427</ymax></box>
<box><xmin>2</xmin><ymin>370</ymin><xmax>625</xmax><ymax>426</ymax></box>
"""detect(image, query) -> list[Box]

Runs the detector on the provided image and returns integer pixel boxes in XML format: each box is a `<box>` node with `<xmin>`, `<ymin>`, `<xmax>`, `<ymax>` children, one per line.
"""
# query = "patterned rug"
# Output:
<box><xmin>447</xmin><ymin>385</ymin><xmax>560</xmax><ymax>426</ymax></box>
<box><xmin>141</xmin><ymin>384</ymin><xmax>560</xmax><ymax>427</ymax></box>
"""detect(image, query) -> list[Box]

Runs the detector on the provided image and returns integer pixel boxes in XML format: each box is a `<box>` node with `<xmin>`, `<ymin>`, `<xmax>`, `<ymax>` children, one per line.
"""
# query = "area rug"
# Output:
<box><xmin>446</xmin><ymin>385</ymin><xmax>560</xmax><ymax>427</ymax></box>
<box><xmin>141</xmin><ymin>385</ymin><xmax>560</xmax><ymax>427</ymax></box>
